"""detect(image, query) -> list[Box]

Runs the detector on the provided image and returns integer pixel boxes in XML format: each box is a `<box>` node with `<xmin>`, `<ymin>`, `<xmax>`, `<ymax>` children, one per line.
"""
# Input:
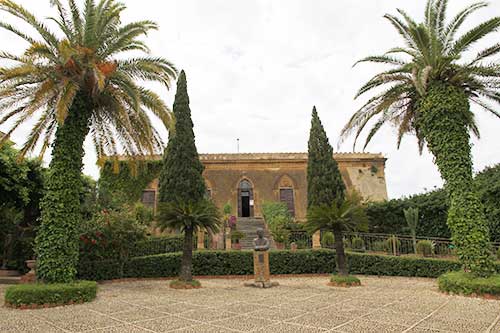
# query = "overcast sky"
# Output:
<box><xmin>1</xmin><ymin>0</ymin><xmax>499</xmax><ymax>199</ymax></box>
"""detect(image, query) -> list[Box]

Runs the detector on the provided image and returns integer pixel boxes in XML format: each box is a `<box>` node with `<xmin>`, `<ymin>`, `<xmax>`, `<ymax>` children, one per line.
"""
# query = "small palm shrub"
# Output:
<box><xmin>385</xmin><ymin>236</ymin><xmax>401</xmax><ymax>255</ymax></box>
<box><xmin>417</xmin><ymin>240</ymin><xmax>434</xmax><ymax>257</ymax></box>
<box><xmin>329</xmin><ymin>275</ymin><xmax>361</xmax><ymax>287</ymax></box>
<box><xmin>351</xmin><ymin>237</ymin><xmax>365</xmax><ymax>252</ymax></box>
<box><xmin>372</xmin><ymin>240</ymin><xmax>387</xmax><ymax>252</ymax></box>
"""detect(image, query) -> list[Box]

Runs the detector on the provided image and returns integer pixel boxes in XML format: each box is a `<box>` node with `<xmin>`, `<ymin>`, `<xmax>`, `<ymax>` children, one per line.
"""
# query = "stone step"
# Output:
<box><xmin>0</xmin><ymin>276</ymin><xmax>21</xmax><ymax>284</ymax></box>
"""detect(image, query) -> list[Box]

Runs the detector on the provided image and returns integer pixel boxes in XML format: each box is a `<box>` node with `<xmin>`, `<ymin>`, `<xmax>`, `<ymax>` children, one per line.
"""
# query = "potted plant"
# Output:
<box><xmin>231</xmin><ymin>230</ymin><xmax>245</xmax><ymax>250</ymax></box>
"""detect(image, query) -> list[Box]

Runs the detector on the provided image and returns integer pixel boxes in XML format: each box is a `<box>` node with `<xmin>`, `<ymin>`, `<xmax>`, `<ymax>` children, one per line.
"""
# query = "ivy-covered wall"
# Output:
<box><xmin>98</xmin><ymin>161</ymin><xmax>162</xmax><ymax>209</ymax></box>
<box><xmin>367</xmin><ymin>164</ymin><xmax>500</xmax><ymax>242</ymax></box>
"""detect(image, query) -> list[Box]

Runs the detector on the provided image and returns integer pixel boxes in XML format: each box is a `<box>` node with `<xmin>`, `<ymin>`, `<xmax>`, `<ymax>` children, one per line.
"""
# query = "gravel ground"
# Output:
<box><xmin>1</xmin><ymin>275</ymin><xmax>499</xmax><ymax>332</ymax></box>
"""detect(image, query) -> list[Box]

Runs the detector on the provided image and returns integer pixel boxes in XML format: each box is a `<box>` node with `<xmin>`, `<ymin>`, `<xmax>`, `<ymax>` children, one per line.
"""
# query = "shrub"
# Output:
<box><xmin>416</xmin><ymin>240</ymin><xmax>434</xmax><ymax>257</ymax></box>
<box><xmin>385</xmin><ymin>236</ymin><xmax>401</xmax><ymax>255</ymax></box>
<box><xmin>77</xmin><ymin>249</ymin><xmax>500</xmax><ymax>281</ymax></box>
<box><xmin>329</xmin><ymin>275</ymin><xmax>361</xmax><ymax>287</ymax></box>
<box><xmin>170</xmin><ymin>279</ymin><xmax>201</xmax><ymax>289</ymax></box>
<box><xmin>497</xmin><ymin>247</ymin><xmax>500</xmax><ymax>261</ymax></box>
<box><xmin>130</xmin><ymin>235</ymin><xmax>183</xmax><ymax>257</ymax></box>
<box><xmin>372</xmin><ymin>240</ymin><xmax>386</xmax><ymax>252</ymax></box>
<box><xmin>4</xmin><ymin>281</ymin><xmax>97</xmax><ymax>308</ymax></box>
<box><xmin>230</xmin><ymin>231</ymin><xmax>245</xmax><ymax>243</ymax></box>
<box><xmin>321</xmin><ymin>232</ymin><xmax>334</xmax><ymax>248</ymax></box>
<box><xmin>438</xmin><ymin>271</ymin><xmax>500</xmax><ymax>297</ymax></box>
<box><xmin>351</xmin><ymin>237</ymin><xmax>365</xmax><ymax>252</ymax></box>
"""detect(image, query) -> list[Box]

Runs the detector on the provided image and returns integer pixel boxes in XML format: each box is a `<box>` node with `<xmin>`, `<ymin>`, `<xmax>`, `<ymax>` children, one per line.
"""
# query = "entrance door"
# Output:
<box><xmin>279</xmin><ymin>188</ymin><xmax>295</xmax><ymax>217</ymax></box>
<box><xmin>238</xmin><ymin>179</ymin><xmax>253</xmax><ymax>217</ymax></box>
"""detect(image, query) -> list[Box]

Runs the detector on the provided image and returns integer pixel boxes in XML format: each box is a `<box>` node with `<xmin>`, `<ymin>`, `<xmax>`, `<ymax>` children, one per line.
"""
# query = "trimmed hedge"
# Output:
<box><xmin>77</xmin><ymin>249</ymin><xmax>500</xmax><ymax>281</ymax></box>
<box><xmin>438</xmin><ymin>271</ymin><xmax>500</xmax><ymax>297</ymax></box>
<box><xmin>4</xmin><ymin>281</ymin><xmax>97</xmax><ymax>308</ymax></box>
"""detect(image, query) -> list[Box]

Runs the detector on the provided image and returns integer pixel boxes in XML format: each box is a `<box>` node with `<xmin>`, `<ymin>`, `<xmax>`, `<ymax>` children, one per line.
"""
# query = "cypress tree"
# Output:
<box><xmin>307</xmin><ymin>106</ymin><xmax>345</xmax><ymax>208</ymax></box>
<box><xmin>159</xmin><ymin>70</ymin><xmax>206</xmax><ymax>204</ymax></box>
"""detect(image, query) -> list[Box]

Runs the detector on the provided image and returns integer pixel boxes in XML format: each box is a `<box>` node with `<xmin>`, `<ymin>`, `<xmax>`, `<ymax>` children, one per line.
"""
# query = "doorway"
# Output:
<box><xmin>238</xmin><ymin>179</ymin><xmax>253</xmax><ymax>217</ymax></box>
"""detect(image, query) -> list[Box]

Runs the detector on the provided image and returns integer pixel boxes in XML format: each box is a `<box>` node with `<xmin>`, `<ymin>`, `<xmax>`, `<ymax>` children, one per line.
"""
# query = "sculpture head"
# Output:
<box><xmin>256</xmin><ymin>228</ymin><xmax>264</xmax><ymax>238</ymax></box>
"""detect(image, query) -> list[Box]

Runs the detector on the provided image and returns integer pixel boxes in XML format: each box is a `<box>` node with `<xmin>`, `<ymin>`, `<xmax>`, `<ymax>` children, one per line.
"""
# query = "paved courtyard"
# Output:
<box><xmin>1</xmin><ymin>276</ymin><xmax>499</xmax><ymax>332</ymax></box>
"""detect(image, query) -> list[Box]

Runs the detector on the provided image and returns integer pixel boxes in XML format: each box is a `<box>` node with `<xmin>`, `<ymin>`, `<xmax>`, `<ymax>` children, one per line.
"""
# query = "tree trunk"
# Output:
<box><xmin>333</xmin><ymin>228</ymin><xmax>348</xmax><ymax>276</ymax></box>
<box><xmin>419</xmin><ymin>82</ymin><xmax>494</xmax><ymax>276</ymax></box>
<box><xmin>35</xmin><ymin>92</ymin><xmax>92</xmax><ymax>283</ymax></box>
<box><xmin>180</xmin><ymin>227</ymin><xmax>194</xmax><ymax>282</ymax></box>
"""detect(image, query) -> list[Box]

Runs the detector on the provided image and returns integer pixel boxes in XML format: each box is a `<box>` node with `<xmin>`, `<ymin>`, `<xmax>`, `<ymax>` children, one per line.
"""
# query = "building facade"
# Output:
<box><xmin>141</xmin><ymin>152</ymin><xmax>388</xmax><ymax>220</ymax></box>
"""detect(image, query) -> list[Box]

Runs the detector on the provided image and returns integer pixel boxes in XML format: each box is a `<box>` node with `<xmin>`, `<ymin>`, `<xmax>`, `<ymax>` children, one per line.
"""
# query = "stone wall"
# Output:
<box><xmin>142</xmin><ymin>153</ymin><xmax>388</xmax><ymax>220</ymax></box>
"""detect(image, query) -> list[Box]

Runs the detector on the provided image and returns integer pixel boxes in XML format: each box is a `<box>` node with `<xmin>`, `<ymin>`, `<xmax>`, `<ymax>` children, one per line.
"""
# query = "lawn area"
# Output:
<box><xmin>1</xmin><ymin>276</ymin><xmax>499</xmax><ymax>332</ymax></box>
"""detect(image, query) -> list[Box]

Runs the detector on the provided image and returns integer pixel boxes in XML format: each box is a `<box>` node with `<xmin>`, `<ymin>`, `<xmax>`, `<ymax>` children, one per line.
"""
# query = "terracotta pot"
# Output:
<box><xmin>232</xmin><ymin>243</ymin><xmax>242</xmax><ymax>250</ymax></box>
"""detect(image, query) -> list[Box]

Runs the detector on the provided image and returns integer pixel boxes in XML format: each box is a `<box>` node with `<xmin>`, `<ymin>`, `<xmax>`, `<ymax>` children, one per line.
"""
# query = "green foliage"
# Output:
<box><xmin>262</xmin><ymin>202</ymin><xmax>292</xmax><ymax>244</ymax></box>
<box><xmin>0</xmin><ymin>0</ymin><xmax>177</xmax><ymax>160</ymax></box>
<box><xmin>342</xmin><ymin>0</ymin><xmax>500</xmax><ymax>151</ymax></box>
<box><xmin>404</xmin><ymin>207</ymin><xmax>419</xmax><ymax>238</ymax></box>
<box><xmin>350</xmin><ymin>165</ymin><xmax>500</xmax><ymax>242</ymax></box>
<box><xmin>131</xmin><ymin>236</ymin><xmax>183</xmax><ymax>257</ymax></box>
<box><xmin>223</xmin><ymin>202</ymin><xmax>232</xmax><ymax>215</ymax></box>
<box><xmin>419</xmin><ymin>82</ymin><xmax>494</xmax><ymax>276</ymax></box>
<box><xmin>351</xmin><ymin>237</ymin><xmax>365</xmax><ymax>252</ymax></box>
<box><xmin>330</xmin><ymin>275</ymin><xmax>361</xmax><ymax>286</ymax></box>
<box><xmin>321</xmin><ymin>232</ymin><xmax>335</xmax><ymax>248</ymax></box>
<box><xmin>417</xmin><ymin>240</ymin><xmax>434</xmax><ymax>257</ymax></box>
<box><xmin>4</xmin><ymin>281</ymin><xmax>97</xmax><ymax>308</ymax></box>
<box><xmin>36</xmin><ymin>94</ymin><xmax>91</xmax><ymax>283</ymax></box>
<box><xmin>159</xmin><ymin>71</ymin><xmax>205</xmax><ymax>205</ymax></box>
<box><xmin>305</xmin><ymin>193</ymin><xmax>368</xmax><ymax>235</ymax></box>
<box><xmin>98</xmin><ymin>161</ymin><xmax>162</xmax><ymax>209</ymax></box>
<box><xmin>438</xmin><ymin>271</ymin><xmax>500</xmax><ymax>297</ymax></box>
<box><xmin>497</xmin><ymin>248</ymin><xmax>500</xmax><ymax>261</ymax></box>
<box><xmin>157</xmin><ymin>200</ymin><xmax>221</xmax><ymax>235</ymax></box>
<box><xmin>385</xmin><ymin>236</ymin><xmax>401</xmax><ymax>255</ymax></box>
<box><xmin>76</xmin><ymin>249</ymin><xmax>500</xmax><ymax>281</ymax></box>
<box><xmin>230</xmin><ymin>230</ymin><xmax>245</xmax><ymax>242</ymax></box>
<box><xmin>134</xmin><ymin>203</ymin><xmax>154</xmax><ymax>226</ymax></box>
<box><xmin>78</xmin><ymin>209</ymin><xmax>147</xmax><ymax>262</ymax></box>
<box><xmin>307</xmin><ymin>107</ymin><xmax>345</xmax><ymax>208</ymax></box>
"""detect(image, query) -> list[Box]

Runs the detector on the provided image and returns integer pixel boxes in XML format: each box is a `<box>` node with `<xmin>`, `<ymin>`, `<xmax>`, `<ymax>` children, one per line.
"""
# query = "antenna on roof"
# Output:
<box><xmin>237</xmin><ymin>138</ymin><xmax>240</xmax><ymax>153</ymax></box>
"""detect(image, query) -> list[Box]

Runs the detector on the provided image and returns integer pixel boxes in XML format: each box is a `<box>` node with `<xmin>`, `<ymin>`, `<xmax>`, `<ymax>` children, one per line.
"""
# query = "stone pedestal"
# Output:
<box><xmin>244</xmin><ymin>250</ymin><xmax>278</xmax><ymax>288</ymax></box>
<box><xmin>197</xmin><ymin>230</ymin><xmax>205</xmax><ymax>250</ymax></box>
<box><xmin>312</xmin><ymin>231</ymin><xmax>321</xmax><ymax>249</ymax></box>
<box><xmin>20</xmin><ymin>260</ymin><xmax>36</xmax><ymax>284</ymax></box>
<box><xmin>225</xmin><ymin>228</ymin><xmax>232</xmax><ymax>250</ymax></box>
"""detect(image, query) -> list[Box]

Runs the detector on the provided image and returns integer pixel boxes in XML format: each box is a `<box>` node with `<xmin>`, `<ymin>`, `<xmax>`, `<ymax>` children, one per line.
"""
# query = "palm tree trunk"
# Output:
<box><xmin>180</xmin><ymin>227</ymin><xmax>194</xmax><ymax>282</ymax></box>
<box><xmin>419</xmin><ymin>82</ymin><xmax>493</xmax><ymax>276</ymax></box>
<box><xmin>35</xmin><ymin>92</ymin><xmax>92</xmax><ymax>283</ymax></box>
<box><xmin>333</xmin><ymin>228</ymin><xmax>348</xmax><ymax>276</ymax></box>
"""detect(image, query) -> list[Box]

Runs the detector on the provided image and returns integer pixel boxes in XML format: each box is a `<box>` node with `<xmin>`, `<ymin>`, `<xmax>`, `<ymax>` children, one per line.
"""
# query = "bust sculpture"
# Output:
<box><xmin>253</xmin><ymin>228</ymin><xmax>270</xmax><ymax>251</ymax></box>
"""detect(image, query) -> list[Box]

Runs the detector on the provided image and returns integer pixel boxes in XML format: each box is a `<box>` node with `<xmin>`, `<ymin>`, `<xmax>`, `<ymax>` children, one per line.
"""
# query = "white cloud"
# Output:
<box><xmin>1</xmin><ymin>0</ymin><xmax>499</xmax><ymax>199</ymax></box>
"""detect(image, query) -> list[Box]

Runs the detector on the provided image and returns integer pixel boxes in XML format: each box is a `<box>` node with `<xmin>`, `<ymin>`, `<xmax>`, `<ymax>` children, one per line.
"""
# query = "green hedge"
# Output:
<box><xmin>130</xmin><ymin>236</ymin><xmax>184</xmax><ymax>257</ymax></box>
<box><xmin>366</xmin><ymin>164</ymin><xmax>500</xmax><ymax>241</ymax></box>
<box><xmin>77</xmin><ymin>249</ymin><xmax>500</xmax><ymax>281</ymax></box>
<box><xmin>4</xmin><ymin>281</ymin><xmax>97</xmax><ymax>308</ymax></box>
<box><xmin>438</xmin><ymin>271</ymin><xmax>500</xmax><ymax>296</ymax></box>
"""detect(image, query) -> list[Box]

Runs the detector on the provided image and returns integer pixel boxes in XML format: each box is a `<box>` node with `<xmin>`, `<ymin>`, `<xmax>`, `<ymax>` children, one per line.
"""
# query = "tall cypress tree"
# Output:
<box><xmin>307</xmin><ymin>107</ymin><xmax>345</xmax><ymax>208</ymax></box>
<box><xmin>159</xmin><ymin>70</ymin><xmax>206</xmax><ymax>204</ymax></box>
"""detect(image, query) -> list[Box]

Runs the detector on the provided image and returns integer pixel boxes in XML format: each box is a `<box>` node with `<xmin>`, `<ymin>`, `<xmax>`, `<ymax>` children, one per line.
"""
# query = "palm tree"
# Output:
<box><xmin>0</xmin><ymin>0</ymin><xmax>177</xmax><ymax>283</ymax></box>
<box><xmin>341</xmin><ymin>0</ymin><xmax>500</xmax><ymax>276</ymax></box>
<box><xmin>305</xmin><ymin>193</ymin><xmax>368</xmax><ymax>276</ymax></box>
<box><xmin>157</xmin><ymin>200</ymin><xmax>221</xmax><ymax>283</ymax></box>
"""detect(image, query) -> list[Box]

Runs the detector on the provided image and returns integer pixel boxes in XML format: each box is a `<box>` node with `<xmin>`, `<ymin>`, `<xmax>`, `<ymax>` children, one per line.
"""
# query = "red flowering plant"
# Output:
<box><xmin>79</xmin><ymin>207</ymin><xmax>146</xmax><ymax>262</ymax></box>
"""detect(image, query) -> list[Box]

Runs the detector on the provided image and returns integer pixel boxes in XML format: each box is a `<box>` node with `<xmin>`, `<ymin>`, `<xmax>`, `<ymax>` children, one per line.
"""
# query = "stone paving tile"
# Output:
<box><xmin>363</xmin><ymin>308</ymin><xmax>427</xmax><ymax>326</ymax></box>
<box><xmin>285</xmin><ymin>311</ymin><xmax>351</xmax><ymax>330</ymax></box>
<box><xmin>133</xmin><ymin>315</ymin><xmax>199</xmax><ymax>332</ymax></box>
<box><xmin>247</xmin><ymin>307</ymin><xmax>306</xmax><ymax>321</ymax></box>
<box><xmin>335</xmin><ymin>319</ymin><xmax>409</xmax><ymax>332</ymax></box>
<box><xmin>154</xmin><ymin>302</ymin><xmax>209</xmax><ymax>314</ymax></box>
<box><xmin>106</xmin><ymin>308</ymin><xmax>167</xmax><ymax>323</ymax></box>
<box><xmin>210</xmin><ymin>314</ymin><xmax>277</xmax><ymax>331</ymax></box>
<box><xmin>35</xmin><ymin>308</ymin><xmax>122</xmax><ymax>332</ymax></box>
<box><xmin>173</xmin><ymin>324</ymin><xmax>241</xmax><ymax>332</ymax></box>
<box><xmin>259</xmin><ymin>322</ymin><xmax>327</xmax><ymax>332</ymax></box>
<box><xmin>177</xmin><ymin>308</ymin><xmax>238</xmax><ymax>322</ymax></box>
<box><xmin>415</xmin><ymin>314</ymin><xmax>492</xmax><ymax>332</ymax></box>
<box><xmin>91</xmin><ymin>324</ymin><xmax>153</xmax><ymax>332</ymax></box>
<box><xmin>215</xmin><ymin>301</ymin><xmax>266</xmax><ymax>314</ymax></box>
<box><xmin>82</xmin><ymin>298</ymin><xmax>142</xmax><ymax>314</ymax></box>
<box><xmin>0</xmin><ymin>317</ymin><xmax>63</xmax><ymax>332</ymax></box>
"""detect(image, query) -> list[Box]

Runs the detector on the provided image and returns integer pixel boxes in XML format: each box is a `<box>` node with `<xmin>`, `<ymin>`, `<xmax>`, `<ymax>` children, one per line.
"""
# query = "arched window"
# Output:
<box><xmin>277</xmin><ymin>175</ymin><xmax>295</xmax><ymax>217</ymax></box>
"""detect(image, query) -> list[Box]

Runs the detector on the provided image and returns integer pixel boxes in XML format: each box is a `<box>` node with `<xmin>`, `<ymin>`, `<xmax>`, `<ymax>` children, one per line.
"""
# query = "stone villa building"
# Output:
<box><xmin>140</xmin><ymin>152</ymin><xmax>388</xmax><ymax>220</ymax></box>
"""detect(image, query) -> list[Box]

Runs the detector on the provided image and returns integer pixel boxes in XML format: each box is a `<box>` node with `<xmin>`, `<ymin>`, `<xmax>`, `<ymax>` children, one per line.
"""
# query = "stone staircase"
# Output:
<box><xmin>236</xmin><ymin>217</ymin><xmax>275</xmax><ymax>250</ymax></box>
<box><xmin>0</xmin><ymin>270</ymin><xmax>21</xmax><ymax>284</ymax></box>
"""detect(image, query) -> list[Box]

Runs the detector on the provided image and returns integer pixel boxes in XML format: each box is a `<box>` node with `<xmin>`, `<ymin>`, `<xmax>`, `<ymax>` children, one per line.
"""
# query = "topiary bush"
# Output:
<box><xmin>321</xmin><ymin>232</ymin><xmax>335</xmax><ymax>248</ymax></box>
<box><xmin>351</xmin><ymin>237</ymin><xmax>365</xmax><ymax>252</ymax></box>
<box><xmin>4</xmin><ymin>281</ymin><xmax>97</xmax><ymax>308</ymax></box>
<box><xmin>416</xmin><ymin>240</ymin><xmax>434</xmax><ymax>257</ymax></box>
<box><xmin>438</xmin><ymin>271</ymin><xmax>500</xmax><ymax>298</ymax></box>
<box><xmin>329</xmin><ymin>275</ymin><xmax>361</xmax><ymax>287</ymax></box>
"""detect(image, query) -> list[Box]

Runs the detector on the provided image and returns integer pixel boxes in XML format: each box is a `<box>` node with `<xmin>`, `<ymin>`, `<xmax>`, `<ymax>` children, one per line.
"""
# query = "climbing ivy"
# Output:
<box><xmin>98</xmin><ymin>160</ymin><xmax>162</xmax><ymax>209</ymax></box>
<box><xmin>418</xmin><ymin>82</ymin><xmax>494</xmax><ymax>277</ymax></box>
<box><xmin>35</xmin><ymin>93</ymin><xmax>92</xmax><ymax>283</ymax></box>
